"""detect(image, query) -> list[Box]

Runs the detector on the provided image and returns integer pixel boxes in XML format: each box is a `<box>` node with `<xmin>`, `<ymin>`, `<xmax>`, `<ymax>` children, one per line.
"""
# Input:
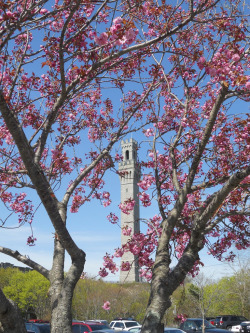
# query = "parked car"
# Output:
<box><xmin>124</xmin><ymin>326</ymin><xmax>186</xmax><ymax>333</ymax></box>
<box><xmin>87</xmin><ymin>320</ymin><xmax>110</xmax><ymax>326</ymax></box>
<box><xmin>164</xmin><ymin>328</ymin><xmax>186</xmax><ymax>333</ymax></box>
<box><xmin>180</xmin><ymin>318</ymin><xmax>232</xmax><ymax>333</ymax></box>
<box><xmin>93</xmin><ymin>331</ymin><xmax>128</xmax><ymax>333</ymax></box>
<box><xmin>27</xmin><ymin>320</ymin><xmax>50</xmax><ymax>324</ymax></box>
<box><xmin>164</xmin><ymin>327</ymin><xmax>185</xmax><ymax>333</ymax></box>
<box><xmin>85</xmin><ymin>321</ymin><xmax>111</xmax><ymax>330</ymax></box>
<box><xmin>72</xmin><ymin>320</ymin><xmax>111</xmax><ymax>332</ymax></box>
<box><xmin>232</xmin><ymin>324</ymin><xmax>242</xmax><ymax>332</ymax></box>
<box><xmin>25</xmin><ymin>322</ymin><xmax>50</xmax><ymax>333</ymax></box>
<box><xmin>240</xmin><ymin>322</ymin><xmax>250</xmax><ymax>333</ymax></box>
<box><xmin>206</xmin><ymin>318</ymin><xmax>216</xmax><ymax>326</ymax></box>
<box><xmin>126</xmin><ymin>326</ymin><xmax>142</xmax><ymax>332</ymax></box>
<box><xmin>110</xmin><ymin>320</ymin><xmax>140</xmax><ymax>331</ymax></box>
<box><xmin>214</xmin><ymin>316</ymin><xmax>248</xmax><ymax>330</ymax></box>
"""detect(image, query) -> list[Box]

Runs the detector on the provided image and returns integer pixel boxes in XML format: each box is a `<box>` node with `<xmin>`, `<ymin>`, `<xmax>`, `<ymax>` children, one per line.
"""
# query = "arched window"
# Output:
<box><xmin>126</xmin><ymin>150</ymin><xmax>129</xmax><ymax>160</ymax></box>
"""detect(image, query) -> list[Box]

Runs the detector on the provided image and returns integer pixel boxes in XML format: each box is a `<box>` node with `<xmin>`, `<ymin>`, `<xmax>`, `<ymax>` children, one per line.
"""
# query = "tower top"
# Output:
<box><xmin>119</xmin><ymin>138</ymin><xmax>138</xmax><ymax>169</ymax></box>
<box><xmin>121</xmin><ymin>138</ymin><xmax>138</xmax><ymax>145</ymax></box>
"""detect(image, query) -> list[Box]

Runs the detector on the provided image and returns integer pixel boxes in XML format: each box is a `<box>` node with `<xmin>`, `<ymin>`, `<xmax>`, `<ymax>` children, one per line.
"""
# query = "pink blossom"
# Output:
<box><xmin>95</xmin><ymin>32</ymin><xmax>108</xmax><ymax>46</ymax></box>
<box><xmin>130</xmin><ymin>244</ymin><xmax>141</xmax><ymax>255</ymax></box>
<box><xmin>99</xmin><ymin>268</ymin><xmax>108</xmax><ymax>277</ymax></box>
<box><xmin>110</xmin><ymin>23</ymin><xmax>122</xmax><ymax>35</ymax></box>
<box><xmin>114</xmin><ymin>247</ymin><xmax>124</xmax><ymax>257</ymax></box>
<box><xmin>144</xmin><ymin>128</ymin><xmax>154</xmax><ymax>137</ymax></box>
<box><xmin>138</xmin><ymin>174</ymin><xmax>155</xmax><ymax>190</ymax></box>
<box><xmin>245</xmin><ymin>81</ymin><xmax>250</xmax><ymax>90</ymax></box>
<box><xmin>209</xmin><ymin>67</ymin><xmax>217</xmax><ymax>76</ymax></box>
<box><xmin>27</xmin><ymin>236</ymin><xmax>37</xmax><ymax>246</ymax></box>
<box><xmin>5</xmin><ymin>11</ymin><xmax>14</xmax><ymax>19</ymax></box>
<box><xmin>139</xmin><ymin>192</ymin><xmax>151</xmax><ymax>207</ymax></box>
<box><xmin>140</xmin><ymin>268</ymin><xmax>152</xmax><ymax>281</ymax></box>
<box><xmin>40</xmin><ymin>8</ymin><xmax>49</xmax><ymax>14</ymax></box>
<box><xmin>102</xmin><ymin>301</ymin><xmax>110</xmax><ymax>311</ymax></box>
<box><xmin>147</xmin><ymin>28</ymin><xmax>157</xmax><ymax>37</ymax></box>
<box><xmin>122</xmin><ymin>28</ymin><xmax>138</xmax><ymax>45</ymax></box>
<box><xmin>121</xmin><ymin>261</ymin><xmax>131</xmax><ymax>271</ymax></box>
<box><xmin>122</xmin><ymin>226</ymin><xmax>132</xmax><ymax>236</ymax></box>
<box><xmin>103</xmin><ymin>254</ymin><xmax>118</xmax><ymax>273</ymax></box>
<box><xmin>107</xmin><ymin>213</ymin><xmax>119</xmax><ymax>224</ymax></box>
<box><xmin>113</xmin><ymin>17</ymin><xmax>122</xmax><ymax>25</ymax></box>
<box><xmin>103</xmin><ymin>199</ymin><xmax>111</xmax><ymax>207</ymax></box>
<box><xmin>232</xmin><ymin>54</ymin><xmax>240</xmax><ymax>62</ymax></box>
<box><xmin>197</xmin><ymin>56</ymin><xmax>206</xmax><ymax>69</ymax></box>
<box><xmin>119</xmin><ymin>199</ymin><xmax>135</xmax><ymax>214</ymax></box>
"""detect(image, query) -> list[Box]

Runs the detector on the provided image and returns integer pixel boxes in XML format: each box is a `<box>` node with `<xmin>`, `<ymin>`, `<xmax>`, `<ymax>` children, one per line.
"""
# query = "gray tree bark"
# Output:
<box><xmin>0</xmin><ymin>288</ymin><xmax>27</xmax><ymax>333</ymax></box>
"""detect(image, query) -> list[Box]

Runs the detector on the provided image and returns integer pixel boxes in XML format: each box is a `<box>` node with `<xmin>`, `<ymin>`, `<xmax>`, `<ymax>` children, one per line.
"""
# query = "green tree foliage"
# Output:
<box><xmin>209</xmin><ymin>269</ymin><xmax>250</xmax><ymax>318</ymax></box>
<box><xmin>72</xmin><ymin>278</ymin><xmax>150</xmax><ymax>323</ymax></box>
<box><xmin>0</xmin><ymin>268</ymin><xmax>18</xmax><ymax>289</ymax></box>
<box><xmin>3</xmin><ymin>269</ymin><xmax>50</xmax><ymax>320</ymax></box>
<box><xmin>171</xmin><ymin>263</ymin><xmax>250</xmax><ymax>320</ymax></box>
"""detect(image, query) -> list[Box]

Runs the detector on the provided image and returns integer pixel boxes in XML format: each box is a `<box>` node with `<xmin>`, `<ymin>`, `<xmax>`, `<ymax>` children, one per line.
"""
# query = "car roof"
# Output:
<box><xmin>112</xmin><ymin>319</ymin><xmax>137</xmax><ymax>322</ymax></box>
<box><xmin>185</xmin><ymin>318</ymin><xmax>207</xmax><ymax>320</ymax></box>
<box><xmin>94</xmin><ymin>331</ymin><xmax>129</xmax><ymax>333</ymax></box>
<box><xmin>165</xmin><ymin>328</ymin><xmax>185</xmax><ymax>330</ymax></box>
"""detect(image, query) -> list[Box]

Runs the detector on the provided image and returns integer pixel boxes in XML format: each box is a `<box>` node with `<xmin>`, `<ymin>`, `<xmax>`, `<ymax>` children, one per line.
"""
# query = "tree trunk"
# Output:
<box><xmin>141</xmin><ymin>241</ymin><xmax>201</xmax><ymax>333</ymax></box>
<box><xmin>0</xmin><ymin>288</ymin><xmax>27</xmax><ymax>333</ymax></box>
<box><xmin>48</xmin><ymin>236</ymin><xmax>85</xmax><ymax>333</ymax></box>
<box><xmin>50</xmin><ymin>293</ymin><xmax>73</xmax><ymax>333</ymax></box>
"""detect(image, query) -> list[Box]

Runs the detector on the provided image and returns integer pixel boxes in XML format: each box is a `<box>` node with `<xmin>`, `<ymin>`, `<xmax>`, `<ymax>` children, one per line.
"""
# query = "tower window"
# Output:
<box><xmin>126</xmin><ymin>150</ymin><xmax>129</xmax><ymax>160</ymax></box>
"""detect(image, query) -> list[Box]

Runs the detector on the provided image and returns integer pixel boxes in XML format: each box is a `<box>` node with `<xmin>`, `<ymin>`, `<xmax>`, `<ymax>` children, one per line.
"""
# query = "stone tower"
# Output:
<box><xmin>119</xmin><ymin>138</ymin><xmax>140</xmax><ymax>283</ymax></box>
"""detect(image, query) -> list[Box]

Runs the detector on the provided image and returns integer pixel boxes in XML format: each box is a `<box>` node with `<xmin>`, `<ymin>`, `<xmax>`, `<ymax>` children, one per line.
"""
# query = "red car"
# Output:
<box><xmin>72</xmin><ymin>321</ymin><xmax>110</xmax><ymax>333</ymax></box>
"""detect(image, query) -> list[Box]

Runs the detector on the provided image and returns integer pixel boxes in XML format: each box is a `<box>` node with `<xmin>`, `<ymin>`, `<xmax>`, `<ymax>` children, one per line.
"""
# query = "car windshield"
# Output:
<box><xmin>193</xmin><ymin>320</ymin><xmax>214</xmax><ymax>329</ymax></box>
<box><xmin>239</xmin><ymin>317</ymin><xmax>248</xmax><ymax>321</ymax></box>
<box><xmin>88</xmin><ymin>324</ymin><xmax>110</xmax><ymax>330</ymax></box>
<box><xmin>38</xmin><ymin>326</ymin><xmax>51</xmax><ymax>333</ymax></box>
<box><xmin>25</xmin><ymin>324</ymin><xmax>50</xmax><ymax>333</ymax></box>
<box><xmin>126</xmin><ymin>322</ymin><xmax>139</xmax><ymax>328</ymax></box>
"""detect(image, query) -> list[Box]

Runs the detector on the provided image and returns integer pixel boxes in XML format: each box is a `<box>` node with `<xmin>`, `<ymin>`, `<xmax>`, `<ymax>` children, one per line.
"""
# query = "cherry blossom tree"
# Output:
<box><xmin>96</xmin><ymin>2</ymin><xmax>249</xmax><ymax>333</ymax></box>
<box><xmin>0</xmin><ymin>0</ymin><xmax>249</xmax><ymax>333</ymax></box>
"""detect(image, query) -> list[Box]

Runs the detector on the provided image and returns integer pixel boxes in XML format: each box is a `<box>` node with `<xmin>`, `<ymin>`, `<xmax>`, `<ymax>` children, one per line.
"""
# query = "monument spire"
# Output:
<box><xmin>119</xmin><ymin>138</ymin><xmax>140</xmax><ymax>283</ymax></box>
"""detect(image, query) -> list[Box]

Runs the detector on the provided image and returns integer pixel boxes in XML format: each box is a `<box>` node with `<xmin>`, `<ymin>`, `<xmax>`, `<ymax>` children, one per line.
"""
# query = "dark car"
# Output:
<box><xmin>215</xmin><ymin>316</ymin><xmax>248</xmax><ymax>330</ymax></box>
<box><xmin>240</xmin><ymin>322</ymin><xmax>250</xmax><ymax>333</ymax></box>
<box><xmin>180</xmin><ymin>318</ymin><xmax>231</xmax><ymax>333</ymax></box>
<box><xmin>165</xmin><ymin>328</ymin><xmax>186</xmax><ymax>333</ymax></box>
<box><xmin>25</xmin><ymin>322</ymin><xmax>50</xmax><ymax>333</ymax></box>
<box><xmin>93</xmin><ymin>331</ymin><xmax>128</xmax><ymax>333</ymax></box>
<box><xmin>206</xmin><ymin>318</ymin><xmax>216</xmax><ymax>326</ymax></box>
<box><xmin>72</xmin><ymin>321</ymin><xmax>111</xmax><ymax>332</ymax></box>
<box><xmin>92</xmin><ymin>331</ymin><xmax>122</xmax><ymax>333</ymax></box>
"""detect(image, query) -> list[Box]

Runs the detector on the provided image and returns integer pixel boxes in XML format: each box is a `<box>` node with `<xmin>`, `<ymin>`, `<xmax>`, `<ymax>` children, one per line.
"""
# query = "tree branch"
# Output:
<box><xmin>0</xmin><ymin>246</ymin><xmax>49</xmax><ymax>279</ymax></box>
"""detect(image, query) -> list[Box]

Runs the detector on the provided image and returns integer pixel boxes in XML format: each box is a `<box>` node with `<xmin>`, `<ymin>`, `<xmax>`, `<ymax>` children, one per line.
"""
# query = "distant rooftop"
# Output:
<box><xmin>0</xmin><ymin>262</ymin><xmax>32</xmax><ymax>272</ymax></box>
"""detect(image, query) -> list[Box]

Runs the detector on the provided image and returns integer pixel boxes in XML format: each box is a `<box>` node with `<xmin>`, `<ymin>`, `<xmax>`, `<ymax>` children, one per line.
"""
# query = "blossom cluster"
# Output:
<box><xmin>118</xmin><ymin>198</ymin><xmax>135</xmax><ymax>215</ymax></box>
<box><xmin>95</xmin><ymin>17</ymin><xmax>138</xmax><ymax>47</ymax></box>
